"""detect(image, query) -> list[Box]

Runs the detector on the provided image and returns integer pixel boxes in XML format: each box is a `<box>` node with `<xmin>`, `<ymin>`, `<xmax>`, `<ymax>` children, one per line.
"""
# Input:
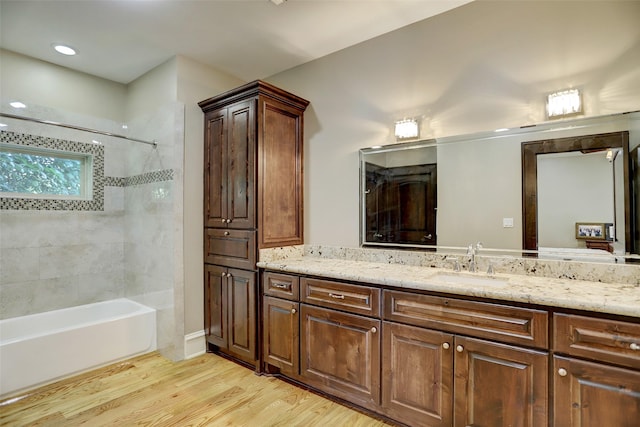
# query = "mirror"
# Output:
<box><xmin>360</xmin><ymin>111</ymin><xmax>640</xmax><ymax>261</ymax></box>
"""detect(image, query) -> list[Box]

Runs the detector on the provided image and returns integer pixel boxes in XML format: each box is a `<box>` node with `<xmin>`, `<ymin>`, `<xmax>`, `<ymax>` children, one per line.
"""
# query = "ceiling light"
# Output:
<box><xmin>547</xmin><ymin>88</ymin><xmax>582</xmax><ymax>119</ymax></box>
<box><xmin>394</xmin><ymin>119</ymin><xmax>419</xmax><ymax>140</ymax></box>
<box><xmin>9</xmin><ymin>101</ymin><xmax>26</xmax><ymax>109</ymax></box>
<box><xmin>269</xmin><ymin>0</ymin><xmax>287</xmax><ymax>5</ymax></box>
<box><xmin>53</xmin><ymin>44</ymin><xmax>77</xmax><ymax>56</ymax></box>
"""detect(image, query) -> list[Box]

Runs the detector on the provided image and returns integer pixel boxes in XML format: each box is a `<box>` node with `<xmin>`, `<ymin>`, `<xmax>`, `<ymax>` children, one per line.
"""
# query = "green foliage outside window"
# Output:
<box><xmin>0</xmin><ymin>148</ymin><xmax>83</xmax><ymax>196</ymax></box>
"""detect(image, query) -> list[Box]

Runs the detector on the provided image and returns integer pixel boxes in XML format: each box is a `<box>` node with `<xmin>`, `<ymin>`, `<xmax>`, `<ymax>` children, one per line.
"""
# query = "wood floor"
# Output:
<box><xmin>0</xmin><ymin>352</ymin><xmax>394</xmax><ymax>426</ymax></box>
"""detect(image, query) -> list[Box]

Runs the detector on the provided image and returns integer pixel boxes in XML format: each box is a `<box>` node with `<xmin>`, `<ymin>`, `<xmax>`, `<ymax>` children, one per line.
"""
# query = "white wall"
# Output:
<box><xmin>538</xmin><ymin>152</ymin><xmax>614</xmax><ymax>249</ymax></box>
<box><xmin>175</xmin><ymin>55</ymin><xmax>245</xmax><ymax>336</ymax></box>
<box><xmin>267</xmin><ymin>0</ymin><xmax>640</xmax><ymax>249</ymax></box>
<box><xmin>0</xmin><ymin>49</ymin><xmax>127</xmax><ymax>122</ymax></box>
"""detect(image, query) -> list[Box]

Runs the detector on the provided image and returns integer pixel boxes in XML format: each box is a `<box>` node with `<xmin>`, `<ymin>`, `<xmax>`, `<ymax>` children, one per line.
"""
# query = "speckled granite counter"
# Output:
<box><xmin>257</xmin><ymin>246</ymin><xmax>640</xmax><ymax>318</ymax></box>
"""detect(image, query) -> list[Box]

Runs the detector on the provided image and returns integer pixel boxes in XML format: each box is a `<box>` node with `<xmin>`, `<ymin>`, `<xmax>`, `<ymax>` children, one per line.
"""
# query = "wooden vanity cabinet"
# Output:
<box><xmin>300</xmin><ymin>304</ymin><xmax>381</xmax><ymax>410</ymax></box>
<box><xmin>382</xmin><ymin>290</ymin><xmax>549</xmax><ymax>427</ymax></box>
<box><xmin>552</xmin><ymin>313</ymin><xmax>640</xmax><ymax>426</ymax></box>
<box><xmin>200</xmin><ymin>81</ymin><xmax>308</xmax><ymax>366</ymax></box>
<box><xmin>298</xmin><ymin>277</ymin><xmax>382</xmax><ymax>410</ymax></box>
<box><xmin>263</xmin><ymin>272</ymin><xmax>300</xmax><ymax>375</ymax></box>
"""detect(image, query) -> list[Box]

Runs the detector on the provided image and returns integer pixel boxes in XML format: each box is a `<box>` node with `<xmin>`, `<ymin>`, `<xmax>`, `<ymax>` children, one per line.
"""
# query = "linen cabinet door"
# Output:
<box><xmin>453</xmin><ymin>336</ymin><xmax>548</xmax><ymax>427</ymax></box>
<box><xmin>204</xmin><ymin>264</ymin><xmax>228</xmax><ymax>350</ymax></box>
<box><xmin>227</xmin><ymin>268</ymin><xmax>257</xmax><ymax>364</ymax></box>
<box><xmin>226</xmin><ymin>100</ymin><xmax>255</xmax><ymax>229</ymax></box>
<box><xmin>204</xmin><ymin>108</ymin><xmax>228</xmax><ymax>228</ymax></box>
<box><xmin>382</xmin><ymin>322</ymin><xmax>454</xmax><ymax>427</ymax></box>
<box><xmin>300</xmin><ymin>304</ymin><xmax>381</xmax><ymax>410</ymax></box>
<box><xmin>263</xmin><ymin>296</ymin><xmax>299</xmax><ymax>375</ymax></box>
<box><xmin>553</xmin><ymin>356</ymin><xmax>640</xmax><ymax>427</ymax></box>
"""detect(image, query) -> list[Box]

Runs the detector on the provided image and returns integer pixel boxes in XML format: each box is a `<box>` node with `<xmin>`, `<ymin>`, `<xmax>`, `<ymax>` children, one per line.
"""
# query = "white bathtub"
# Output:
<box><xmin>0</xmin><ymin>298</ymin><xmax>156</xmax><ymax>398</ymax></box>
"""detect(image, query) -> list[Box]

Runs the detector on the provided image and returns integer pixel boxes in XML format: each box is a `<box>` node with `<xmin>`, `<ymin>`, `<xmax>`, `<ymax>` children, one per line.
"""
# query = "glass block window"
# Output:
<box><xmin>0</xmin><ymin>144</ymin><xmax>92</xmax><ymax>199</ymax></box>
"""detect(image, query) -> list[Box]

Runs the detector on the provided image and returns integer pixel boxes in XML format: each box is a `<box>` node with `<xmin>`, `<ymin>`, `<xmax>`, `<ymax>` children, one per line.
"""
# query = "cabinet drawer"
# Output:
<box><xmin>263</xmin><ymin>272</ymin><xmax>299</xmax><ymax>300</ymax></box>
<box><xmin>205</xmin><ymin>228</ymin><xmax>256</xmax><ymax>270</ymax></box>
<box><xmin>301</xmin><ymin>278</ymin><xmax>380</xmax><ymax>317</ymax></box>
<box><xmin>554</xmin><ymin>313</ymin><xmax>640</xmax><ymax>369</ymax></box>
<box><xmin>384</xmin><ymin>290</ymin><xmax>548</xmax><ymax>349</ymax></box>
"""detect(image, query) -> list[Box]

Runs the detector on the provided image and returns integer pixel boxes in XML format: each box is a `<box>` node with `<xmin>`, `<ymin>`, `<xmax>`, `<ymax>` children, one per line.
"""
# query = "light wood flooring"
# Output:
<box><xmin>0</xmin><ymin>352</ymin><xmax>394</xmax><ymax>426</ymax></box>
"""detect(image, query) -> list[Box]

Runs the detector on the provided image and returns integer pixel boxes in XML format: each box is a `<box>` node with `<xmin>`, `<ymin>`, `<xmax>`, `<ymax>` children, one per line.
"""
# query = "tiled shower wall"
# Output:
<box><xmin>0</xmin><ymin>102</ymin><xmax>184</xmax><ymax>360</ymax></box>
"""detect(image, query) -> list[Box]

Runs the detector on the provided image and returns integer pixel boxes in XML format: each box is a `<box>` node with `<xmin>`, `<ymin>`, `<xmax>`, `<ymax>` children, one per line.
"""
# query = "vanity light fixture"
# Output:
<box><xmin>52</xmin><ymin>44</ymin><xmax>77</xmax><ymax>56</ymax></box>
<box><xmin>9</xmin><ymin>101</ymin><xmax>26</xmax><ymax>109</ymax></box>
<box><xmin>546</xmin><ymin>88</ymin><xmax>582</xmax><ymax>119</ymax></box>
<box><xmin>394</xmin><ymin>119</ymin><xmax>419</xmax><ymax>140</ymax></box>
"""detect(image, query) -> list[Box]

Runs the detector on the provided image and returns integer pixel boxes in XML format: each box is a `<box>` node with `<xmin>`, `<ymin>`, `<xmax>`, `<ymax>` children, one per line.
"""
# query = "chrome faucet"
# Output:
<box><xmin>467</xmin><ymin>242</ymin><xmax>483</xmax><ymax>272</ymax></box>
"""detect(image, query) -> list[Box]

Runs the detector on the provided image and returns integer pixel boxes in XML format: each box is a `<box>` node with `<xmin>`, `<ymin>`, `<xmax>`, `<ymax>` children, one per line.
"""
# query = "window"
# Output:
<box><xmin>0</xmin><ymin>144</ymin><xmax>93</xmax><ymax>199</ymax></box>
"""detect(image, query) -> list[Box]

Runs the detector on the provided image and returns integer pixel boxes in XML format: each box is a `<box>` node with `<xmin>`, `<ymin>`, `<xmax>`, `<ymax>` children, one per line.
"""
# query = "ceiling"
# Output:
<box><xmin>0</xmin><ymin>0</ymin><xmax>472</xmax><ymax>84</ymax></box>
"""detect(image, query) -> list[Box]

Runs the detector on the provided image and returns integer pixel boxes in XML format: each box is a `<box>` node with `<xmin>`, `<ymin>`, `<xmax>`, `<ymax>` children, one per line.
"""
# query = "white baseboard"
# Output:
<box><xmin>184</xmin><ymin>330</ymin><xmax>206</xmax><ymax>359</ymax></box>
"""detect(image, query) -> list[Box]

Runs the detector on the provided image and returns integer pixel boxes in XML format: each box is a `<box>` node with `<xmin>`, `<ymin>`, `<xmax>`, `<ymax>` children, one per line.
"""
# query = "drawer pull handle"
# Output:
<box><xmin>558</xmin><ymin>368</ymin><xmax>568</xmax><ymax>377</ymax></box>
<box><xmin>329</xmin><ymin>293</ymin><xmax>345</xmax><ymax>300</ymax></box>
<box><xmin>456</xmin><ymin>345</ymin><xmax>464</xmax><ymax>353</ymax></box>
<box><xmin>291</xmin><ymin>308</ymin><xmax>297</xmax><ymax>314</ymax></box>
<box><xmin>371</xmin><ymin>327</ymin><xmax>377</xmax><ymax>333</ymax></box>
<box><xmin>442</xmin><ymin>342</ymin><xmax>450</xmax><ymax>350</ymax></box>
<box><xmin>272</xmin><ymin>283</ymin><xmax>290</xmax><ymax>290</ymax></box>
<box><xmin>631</xmin><ymin>343</ymin><xmax>640</xmax><ymax>351</ymax></box>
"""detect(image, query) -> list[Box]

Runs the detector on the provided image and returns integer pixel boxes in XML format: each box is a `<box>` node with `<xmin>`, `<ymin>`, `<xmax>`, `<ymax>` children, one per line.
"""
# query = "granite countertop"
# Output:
<box><xmin>257</xmin><ymin>256</ymin><xmax>640</xmax><ymax>318</ymax></box>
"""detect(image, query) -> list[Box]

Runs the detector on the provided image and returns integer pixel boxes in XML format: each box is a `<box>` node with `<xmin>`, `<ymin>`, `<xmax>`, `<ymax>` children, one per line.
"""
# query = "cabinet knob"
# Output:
<box><xmin>291</xmin><ymin>308</ymin><xmax>297</xmax><ymax>314</ymax></box>
<box><xmin>221</xmin><ymin>218</ymin><xmax>226</xmax><ymax>223</ymax></box>
<box><xmin>558</xmin><ymin>368</ymin><xmax>568</xmax><ymax>377</ymax></box>
<box><xmin>371</xmin><ymin>326</ymin><xmax>377</xmax><ymax>334</ymax></box>
<box><xmin>456</xmin><ymin>345</ymin><xmax>464</xmax><ymax>353</ymax></box>
<box><xmin>224</xmin><ymin>231</ymin><xmax>230</xmax><ymax>236</ymax></box>
<box><xmin>226</xmin><ymin>218</ymin><xmax>232</xmax><ymax>223</ymax></box>
<box><xmin>442</xmin><ymin>342</ymin><xmax>450</xmax><ymax>350</ymax></box>
<box><xmin>631</xmin><ymin>343</ymin><xmax>640</xmax><ymax>351</ymax></box>
<box><xmin>221</xmin><ymin>272</ymin><xmax>226</xmax><ymax>277</ymax></box>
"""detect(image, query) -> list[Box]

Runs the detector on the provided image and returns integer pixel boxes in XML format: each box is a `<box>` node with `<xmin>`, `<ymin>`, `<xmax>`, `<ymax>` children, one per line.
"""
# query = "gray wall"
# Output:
<box><xmin>267</xmin><ymin>0</ymin><xmax>640</xmax><ymax>249</ymax></box>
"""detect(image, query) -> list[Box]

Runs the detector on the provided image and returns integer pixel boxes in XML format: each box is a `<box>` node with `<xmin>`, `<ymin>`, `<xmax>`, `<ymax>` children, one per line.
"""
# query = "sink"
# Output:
<box><xmin>431</xmin><ymin>273</ymin><xmax>508</xmax><ymax>287</ymax></box>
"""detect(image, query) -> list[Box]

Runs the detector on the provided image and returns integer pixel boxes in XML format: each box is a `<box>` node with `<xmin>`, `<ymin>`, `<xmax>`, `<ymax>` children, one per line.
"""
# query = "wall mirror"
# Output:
<box><xmin>359</xmin><ymin>111</ymin><xmax>640</xmax><ymax>262</ymax></box>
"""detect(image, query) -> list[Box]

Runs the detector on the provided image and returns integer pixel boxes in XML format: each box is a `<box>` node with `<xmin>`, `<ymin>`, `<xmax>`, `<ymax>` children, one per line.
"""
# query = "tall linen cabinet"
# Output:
<box><xmin>199</xmin><ymin>81</ymin><xmax>309</xmax><ymax>367</ymax></box>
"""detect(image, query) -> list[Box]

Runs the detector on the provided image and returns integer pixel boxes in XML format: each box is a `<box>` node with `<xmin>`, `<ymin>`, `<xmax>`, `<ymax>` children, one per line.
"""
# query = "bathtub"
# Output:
<box><xmin>0</xmin><ymin>298</ymin><xmax>156</xmax><ymax>398</ymax></box>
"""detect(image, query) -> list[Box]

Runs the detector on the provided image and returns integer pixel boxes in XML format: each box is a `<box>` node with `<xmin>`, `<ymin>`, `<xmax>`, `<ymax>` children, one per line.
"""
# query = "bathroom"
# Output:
<box><xmin>1</xmin><ymin>0</ymin><xmax>639</xmax><ymax>419</ymax></box>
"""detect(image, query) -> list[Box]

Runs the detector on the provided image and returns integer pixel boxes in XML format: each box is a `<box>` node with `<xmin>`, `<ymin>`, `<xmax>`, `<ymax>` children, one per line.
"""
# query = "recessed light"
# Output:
<box><xmin>53</xmin><ymin>44</ymin><xmax>77</xmax><ymax>56</ymax></box>
<box><xmin>9</xmin><ymin>101</ymin><xmax>27</xmax><ymax>109</ymax></box>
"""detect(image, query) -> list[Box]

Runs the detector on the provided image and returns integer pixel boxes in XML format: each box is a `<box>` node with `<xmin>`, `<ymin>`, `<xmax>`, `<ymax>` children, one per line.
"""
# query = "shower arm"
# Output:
<box><xmin>0</xmin><ymin>112</ymin><xmax>157</xmax><ymax>148</ymax></box>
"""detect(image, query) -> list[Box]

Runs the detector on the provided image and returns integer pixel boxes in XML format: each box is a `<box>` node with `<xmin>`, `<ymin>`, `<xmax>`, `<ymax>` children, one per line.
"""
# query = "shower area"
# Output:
<box><xmin>0</xmin><ymin>100</ymin><xmax>185</xmax><ymax>395</ymax></box>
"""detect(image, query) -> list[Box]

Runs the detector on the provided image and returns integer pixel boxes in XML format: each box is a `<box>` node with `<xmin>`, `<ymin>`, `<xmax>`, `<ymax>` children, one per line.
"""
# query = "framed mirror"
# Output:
<box><xmin>359</xmin><ymin>111</ymin><xmax>640</xmax><ymax>262</ymax></box>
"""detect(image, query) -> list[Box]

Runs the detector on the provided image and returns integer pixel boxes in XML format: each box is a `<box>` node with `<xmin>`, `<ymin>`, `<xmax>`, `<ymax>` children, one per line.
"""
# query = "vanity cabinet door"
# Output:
<box><xmin>382</xmin><ymin>322</ymin><xmax>454</xmax><ymax>427</ymax></box>
<box><xmin>453</xmin><ymin>336</ymin><xmax>548</xmax><ymax>427</ymax></box>
<box><xmin>300</xmin><ymin>304</ymin><xmax>381</xmax><ymax>410</ymax></box>
<box><xmin>553</xmin><ymin>356</ymin><xmax>640</xmax><ymax>427</ymax></box>
<box><xmin>263</xmin><ymin>296</ymin><xmax>299</xmax><ymax>375</ymax></box>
